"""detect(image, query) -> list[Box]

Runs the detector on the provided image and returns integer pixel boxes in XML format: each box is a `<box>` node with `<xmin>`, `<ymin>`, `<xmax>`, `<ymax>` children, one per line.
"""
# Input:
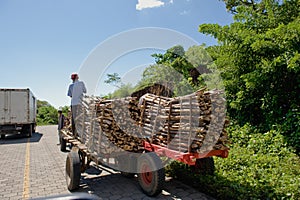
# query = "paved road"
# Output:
<box><xmin>0</xmin><ymin>125</ymin><xmax>214</xmax><ymax>200</ymax></box>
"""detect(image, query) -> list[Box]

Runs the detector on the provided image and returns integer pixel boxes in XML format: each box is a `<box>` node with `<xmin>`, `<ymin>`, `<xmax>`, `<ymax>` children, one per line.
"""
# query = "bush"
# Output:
<box><xmin>166</xmin><ymin>124</ymin><xmax>300</xmax><ymax>199</ymax></box>
<box><xmin>280</xmin><ymin>106</ymin><xmax>300</xmax><ymax>153</ymax></box>
<box><xmin>36</xmin><ymin>100</ymin><xmax>59</xmax><ymax>125</ymax></box>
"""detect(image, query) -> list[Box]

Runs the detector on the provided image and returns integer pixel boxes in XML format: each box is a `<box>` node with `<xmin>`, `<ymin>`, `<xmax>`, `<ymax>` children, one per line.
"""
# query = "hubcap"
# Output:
<box><xmin>141</xmin><ymin>164</ymin><xmax>153</xmax><ymax>185</ymax></box>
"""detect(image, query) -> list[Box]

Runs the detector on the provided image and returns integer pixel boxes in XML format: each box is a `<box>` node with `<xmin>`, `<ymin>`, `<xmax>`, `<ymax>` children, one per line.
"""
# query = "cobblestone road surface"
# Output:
<box><xmin>0</xmin><ymin>125</ymin><xmax>215</xmax><ymax>200</ymax></box>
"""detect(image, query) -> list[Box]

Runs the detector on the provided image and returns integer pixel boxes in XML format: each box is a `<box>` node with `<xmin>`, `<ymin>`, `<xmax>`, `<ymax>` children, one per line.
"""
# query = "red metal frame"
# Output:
<box><xmin>143</xmin><ymin>141</ymin><xmax>229</xmax><ymax>166</ymax></box>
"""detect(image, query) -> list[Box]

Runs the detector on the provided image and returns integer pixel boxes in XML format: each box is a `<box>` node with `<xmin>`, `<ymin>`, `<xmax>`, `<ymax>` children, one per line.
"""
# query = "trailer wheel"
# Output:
<box><xmin>137</xmin><ymin>152</ymin><xmax>165</xmax><ymax>196</ymax></box>
<box><xmin>194</xmin><ymin>157</ymin><xmax>215</xmax><ymax>175</ymax></box>
<box><xmin>65</xmin><ymin>151</ymin><xmax>81</xmax><ymax>191</ymax></box>
<box><xmin>60</xmin><ymin>137</ymin><xmax>67</xmax><ymax>152</ymax></box>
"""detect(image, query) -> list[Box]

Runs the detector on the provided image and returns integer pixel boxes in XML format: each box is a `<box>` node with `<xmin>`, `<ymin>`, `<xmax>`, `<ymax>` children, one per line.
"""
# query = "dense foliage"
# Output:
<box><xmin>109</xmin><ymin>83</ymin><xmax>134</xmax><ymax>98</ymax></box>
<box><xmin>166</xmin><ymin>124</ymin><xmax>300</xmax><ymax>199</ymax></box>
<box><xmin>134</xmin><ymin>44</ymin><xmax>222</xmax><ymax>97</ymax></box>
<box><xmin>199</xmin><ymin>0</ymin><xmax>300</xmax><ymax>136</ymax></box>
<box><xmin>36</xmin><ymin>100</ymin><xmax>68</xmax><ymax>125</ymax></box>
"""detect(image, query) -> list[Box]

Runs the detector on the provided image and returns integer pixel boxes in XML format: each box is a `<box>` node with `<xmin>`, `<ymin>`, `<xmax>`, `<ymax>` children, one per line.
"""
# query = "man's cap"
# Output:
<box><xmin>71</xmin><ymin>73</ymin><xmax>78</xmax><ymax>80</ymax></box>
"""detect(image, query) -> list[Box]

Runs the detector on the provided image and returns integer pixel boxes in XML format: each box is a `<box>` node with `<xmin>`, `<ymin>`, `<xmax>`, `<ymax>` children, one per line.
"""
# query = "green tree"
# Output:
<box><xmin>220</xmin><ymin>0</ymin><xmax>263</xmax><ymax>13</ymax></box>
<box><xmin>37</xmin><ymin>100</ymin><xmax>58</xmax><ymax>125</ymax></box>
<box><xmin>185</xmin><ymin>45</ymin><xmax>225</xmax><ymax>90</ymax></box>
<box><xmin>152</xmin><ymin>45</ymin><xmax>194</xmax><ymax>81</ymax></box>
<box><xmin>136</xmin><ymin>44</ymin><xmax>224</xmax><ymax>97</ymax></box>
<box><xmin>61</xmin><ymin>105</ymin><xmax>70</xmax><ymax>118</ymax></box>
<box><xmin>138</xmin><ymin>44</ymin><xmax>224</xmax><ymax>96</ymax></box>
<box><xmin>37</xmin><ymin>100</ymin><xmax>51</xmax><ymax>108</ymax></box>
<box><xmin>199</xmin><ymin>0</ymin><xmax>300</xmax><ymax>134</ymax></box>
<box><xmin>104</xmin><ymin>73</ymin><xmax>122</xmax><ymax>88</ymax></box>
<box><xmin>185</xmin><ymin>44</ymin><xmax>212</xmax><ymax>67</ymax></box>
<box><xmin>135</xmin><ymin>63</ymin><xmax>194</xmax><ymax>97</ymax></box>
<box><xmin>104</xmin><ymin>73</ymin><xmax>135</xmax><ymax>98</ymax></box>
<box><xmin>110</xmin><ymin>83</ymin><xmax>134</xmax><ymax>98</ymax></box>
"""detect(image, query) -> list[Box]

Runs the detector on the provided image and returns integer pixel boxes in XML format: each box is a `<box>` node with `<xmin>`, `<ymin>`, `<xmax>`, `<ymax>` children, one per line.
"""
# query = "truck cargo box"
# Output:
<box><xmin>0</xmin><ymin>88</ymin><xmax>37</xmax><ymax>138</ymax></box>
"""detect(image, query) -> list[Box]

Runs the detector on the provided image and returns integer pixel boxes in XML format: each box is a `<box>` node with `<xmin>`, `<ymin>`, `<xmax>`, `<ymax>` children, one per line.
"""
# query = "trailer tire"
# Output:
<box><xmin>66</xmin><ymin>151</ymin><xmax>81</xmax><ymax>191</ymax></box>
<box><xmin>194</xmin><ymin>157</ymin><xmax>215</xmax><ymax>175</ymax></box>
<box><xmin>137</xmin><ymin>152</ymin><xmax>165</xmax><ymax>196</ymax></box>
<box><xmin>60</xmin><ymin>137</ymin><xmax>67</xmax><ymax>152</ymax></box>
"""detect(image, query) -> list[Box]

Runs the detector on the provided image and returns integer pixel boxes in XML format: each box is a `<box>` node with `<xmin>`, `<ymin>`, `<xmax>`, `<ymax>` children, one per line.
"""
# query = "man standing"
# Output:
<box><xmin>67</xmin><ymin>73</ymin><xmax>87</xmax><ymax>136</ymax></box>
<box><xmin>57</xmin><ymin>108</ymin><xmax>65</xmax><ymax>145</ymax></box>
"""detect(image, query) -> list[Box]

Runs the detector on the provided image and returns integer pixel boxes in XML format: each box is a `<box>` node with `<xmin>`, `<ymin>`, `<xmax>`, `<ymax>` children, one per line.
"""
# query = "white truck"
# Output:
<box><xmin>0</xmin><ymin>88</ymin><xmax>37</xmax><ymax>139</ymax></box>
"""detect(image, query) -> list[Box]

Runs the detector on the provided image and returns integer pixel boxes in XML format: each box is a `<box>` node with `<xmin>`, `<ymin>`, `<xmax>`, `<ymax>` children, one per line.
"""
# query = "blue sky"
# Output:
<box><xmin>0</xmin><ymin>0</ymin><xmax>233</xmax><ymax>108</ymax></box>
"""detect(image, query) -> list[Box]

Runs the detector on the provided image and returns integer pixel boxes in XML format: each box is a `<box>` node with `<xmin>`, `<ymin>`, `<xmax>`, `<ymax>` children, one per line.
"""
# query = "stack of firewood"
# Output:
<box><xmin>94</xmin><ymin>97</ymin><xmax>144</xmax><ymax>153</ymax></box>
<box><xmin>63</xmin><ymin>89</ymin><xmax>229</xmax><ymax>154</ymax></box>
<box><xmin>138</xmin><ymin>89</ymin><xmax>229</xmax><ymax>153</ymax></box>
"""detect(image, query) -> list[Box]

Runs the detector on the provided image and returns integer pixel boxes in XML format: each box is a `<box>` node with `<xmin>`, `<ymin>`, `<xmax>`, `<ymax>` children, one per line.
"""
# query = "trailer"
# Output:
<box><xmin>61</xmin><ymin>89</ymin><xmax>229</xmax><ymax>196</ymax></box>
<box><xmin>0</xmin><ymin>88</ymin><xmax>37</xmax><ymax>139</ymax></box>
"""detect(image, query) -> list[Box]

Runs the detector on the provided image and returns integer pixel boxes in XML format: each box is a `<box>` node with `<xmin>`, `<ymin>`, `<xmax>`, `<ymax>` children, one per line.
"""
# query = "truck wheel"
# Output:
<box><xmin>137</xmin><ymin>152</ymin><xmax>165</xmax><ymax>196</ymax></box>
<box><xmin>193</xmin><ymin>157</ymin><xmax>215</xmax><ymax>175</ymax></box>
<box><xmin>32</xmin><ymin>124</ymin><xmax>36</xmax><ymax>133</ymax></box>
<box><xmin>27</xmin><ymin>125</ymin><xmax>32</xmax><ymax>138</ymax></box>
<box><xmin>60</xmin><ymin>137</ymin><xmax>67</xmax><ymax>152</ymax></box>
<box><xmin>66</xmin><ymin>151</ymin><xmax>81</xmax><ymax>191</ymax></box>
<box><xmin>22</xmin><ymin>125</ymin><xmax>32</xmax><ymax>138</ymax></box>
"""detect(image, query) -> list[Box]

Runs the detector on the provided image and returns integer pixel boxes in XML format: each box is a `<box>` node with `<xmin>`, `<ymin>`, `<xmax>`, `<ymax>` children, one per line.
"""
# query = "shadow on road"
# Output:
<box><xmin>72</xmin><ymin>164</ymin><xmax>213</xmax><ymax>200</ymax></box>
<box><xmin>0</xmin><ymin>132</ymin><xmax>43</xmax><ymax>145</ymax></box>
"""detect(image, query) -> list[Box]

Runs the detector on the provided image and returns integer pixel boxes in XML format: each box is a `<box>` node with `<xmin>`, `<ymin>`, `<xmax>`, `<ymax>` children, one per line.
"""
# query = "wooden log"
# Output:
<box><xmin>62</xmin><ymin>89</ymin><xmax>229</xmax><ymax>154</ymax></box>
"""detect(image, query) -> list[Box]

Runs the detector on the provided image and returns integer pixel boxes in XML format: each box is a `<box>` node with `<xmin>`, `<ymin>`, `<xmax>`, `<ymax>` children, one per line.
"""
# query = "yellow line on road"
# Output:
<box><xmin>22</xmin><ymin>138</ymin><xmax>30</xmax><ymax>200</ymax></box>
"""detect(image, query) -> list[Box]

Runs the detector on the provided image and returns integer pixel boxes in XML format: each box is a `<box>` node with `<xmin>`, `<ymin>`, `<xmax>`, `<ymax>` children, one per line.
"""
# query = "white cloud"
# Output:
<box><xmin>136</xmin><ymin>0</ymin><xmax>165</xmax><ymax>10</ymax></box>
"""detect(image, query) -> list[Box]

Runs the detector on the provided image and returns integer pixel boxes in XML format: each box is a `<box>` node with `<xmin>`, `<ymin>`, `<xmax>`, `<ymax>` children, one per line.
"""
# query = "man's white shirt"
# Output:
<box><xmin>69</xmin><ymin>80</ymin><xmax>87</xmax><ymax>105</ymax></box>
